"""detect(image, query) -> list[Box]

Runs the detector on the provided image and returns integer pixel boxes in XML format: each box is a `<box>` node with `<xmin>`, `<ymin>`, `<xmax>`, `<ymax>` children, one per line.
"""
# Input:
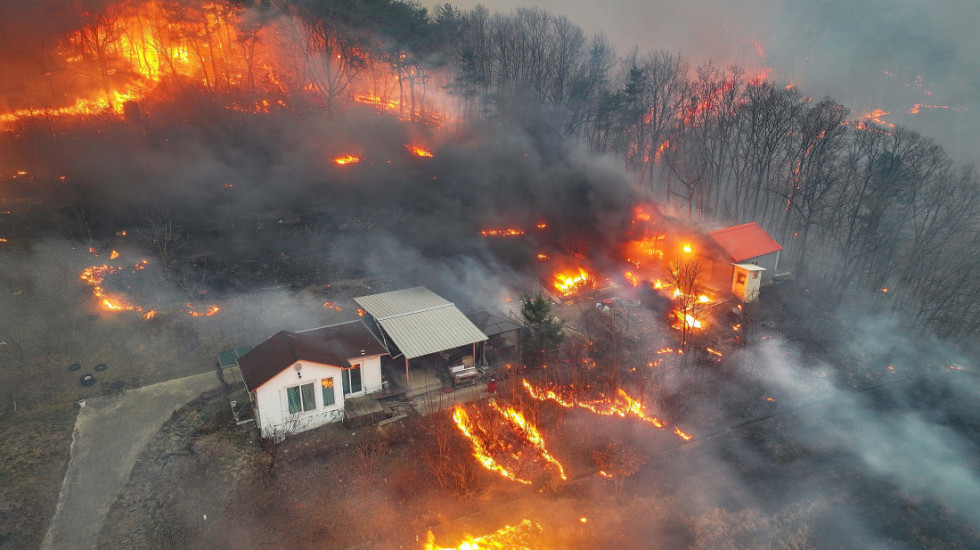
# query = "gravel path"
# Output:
<box><xmin>41</xmin><ymin>371</ymin><xmax>219</xmax><ymax>550</ymax></box>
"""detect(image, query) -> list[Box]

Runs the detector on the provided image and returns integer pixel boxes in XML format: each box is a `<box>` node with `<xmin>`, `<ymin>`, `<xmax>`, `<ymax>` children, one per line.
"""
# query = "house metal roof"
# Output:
<box><xmin>466</xmin><ymin>310</ymin><xmax>523</xmax><ymax>337</ymax></box>
<box><xmin>708</xmin><ymin>222</ymin><xmax>783</xmax><ymax>262</ymax></box>
<box><xmin>237</xmin><ymin>320</ymin><xmax>388</xmax><ymax>392</ymax></box>
<box><xmin>354</xmin><ymin>287</ymin><xmax>488</xmax><ymax>359</ymax></box>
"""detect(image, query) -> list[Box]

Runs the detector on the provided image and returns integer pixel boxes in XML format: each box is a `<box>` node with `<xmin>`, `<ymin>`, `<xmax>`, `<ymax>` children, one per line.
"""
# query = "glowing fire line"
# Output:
<box><xmin>522</xmin><ymin>379</ymin><xmax>692</xmax><ymax>441</ymax></box>
<box><xmin>452</xmin><ymin>401</ymin><xmax>566</xmax><ymax>484</ymax></box>
<box><xmin>423</xmin><ymin>519</ymin><xmax>542</xmax><ymax>550</ymax></box>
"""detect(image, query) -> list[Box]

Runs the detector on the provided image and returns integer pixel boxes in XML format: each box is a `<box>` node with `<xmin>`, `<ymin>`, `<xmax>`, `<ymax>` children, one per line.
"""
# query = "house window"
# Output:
<box><xmin>286</xmin><ymin>382</ymin><xmax>316</xmax><ymax>414</ymax></box>
<box><xmin>736</xmin><ymin>273</ymin><xmax>747</xmax><ymax>285</ymax></box>
<box><xmin>342</xmin><ymin>364</ymin><xmax>362</xmax><ymax>395</ymax></box>
<box><xmin>321</xmin><ymin>378</ymin><xmax>336</xmax><ymax>406</ymax></box>
<box><xmin>752</xmin><ymin>271</ymin><xmax>760</xmax><ymax>279</ymax></box>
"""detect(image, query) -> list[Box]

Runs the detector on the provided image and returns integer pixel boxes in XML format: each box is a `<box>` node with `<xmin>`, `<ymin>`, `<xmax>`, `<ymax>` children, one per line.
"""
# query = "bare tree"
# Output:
<box><xmin>666</xmin><ymin>258</ymin><xmax>704</xmax><ymax>351</ymax></box>
<box><xmin>139</xmin><ymin>206</ymin><xmax>183</xmax><ymax>270</ymax></box>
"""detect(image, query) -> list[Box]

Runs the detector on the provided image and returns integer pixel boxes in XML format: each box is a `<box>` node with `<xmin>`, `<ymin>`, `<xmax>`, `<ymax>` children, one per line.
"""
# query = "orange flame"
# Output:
<box><xmin>860</xmin><ymin>108</ymin><xmax>895</xmax><ymax>128</ymax></box>
<box><xmin>552</xmin><ymin>267</ymin><xmax>596</xmax><ymax>297</ymax></box>
<box><xmin>424</xmin><ymin>519</ymin><xmax>542</xmax><ymax>550</ymax></box>
<box><xmin>405</xmin><ymin>144</ymin><xmax>434</xmax><ymax>157</ymax></box>
<box><xmin>451</xmin><ymin>405</ymin><xmax>531</xmax><ymax>485</ymax></box>
<box><xmin>451</xmin><ymin>402</ymin><xmax>566</xmax><ymax>484</ymax></box>
<box><xmin>334</xmin><ymin>155</ymin><xmax>361</xmax><ymax>165</ymax></box>
<box><xmin>79</xmin><ymin>261</ymin><xmax>154</xmax><ymax>317</ymax></box>
<box><xmin>480</xmin><ymin>228</ymin><xmax>525</xmax><ymax>237</ymax></box>
<box><xmin>185</xmin><ymin>304</ymin><xmax>220</xmax><ymax>317</ymax></box>
<box><xmin>522</xmin><ymin>379</ymin><xmax>691</xmax><ymax>441</ymax></box>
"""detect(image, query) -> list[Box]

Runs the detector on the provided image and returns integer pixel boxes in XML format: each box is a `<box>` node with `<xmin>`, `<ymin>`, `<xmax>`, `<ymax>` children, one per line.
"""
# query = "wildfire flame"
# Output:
<box><xmin>860</xmin><ymin>108</ymin><xmax>895</xmax><ymax>128</ymax></box>
<box><xmin>184</xmin><ymin>304</ymin><xmax>220</xmax><ymax>317</ymax></box>
<box><xmin>79</xmin><ymin>254</ymin><xmax>155</xmax><ymax>317</ymax></box>
<box><xmin>522</xmin><ymin>379</ymin><xmax>692</xmax><ymax>441</ymax></box>
<box><xmin>480</xmin><ymin>228</ymin><xmax>525</xmax><ymax>237</ymax></box>
<box><xmin>423</xmin><ymin>519</ymin><xmax>543</xmax><ymax>550</ymax></box>
<box><xmin>334</xmin><ymin>155</ymin><xmax>361</xmax><ymax>165</ymax></box>
<box><xmin>451</xmin><ymin>401</ymin><xmax>566</xmax><ymax>484</ymax></box>
<box><xmin>406</xmin><ymin>144</ymin><xmax>434</xmax><ymax>157</ymax></box>
<box><xmin>552</xmin><ymin>267</ymin><xmax>596</xmax><ymax>297</ymax></box>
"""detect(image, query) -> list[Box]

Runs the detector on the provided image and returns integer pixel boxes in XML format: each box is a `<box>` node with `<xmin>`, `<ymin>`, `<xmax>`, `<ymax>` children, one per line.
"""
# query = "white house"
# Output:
<box><xmin>237</xmin><ymin>320</ymin><xmax>389</xmax><ymax>438</ymax></box>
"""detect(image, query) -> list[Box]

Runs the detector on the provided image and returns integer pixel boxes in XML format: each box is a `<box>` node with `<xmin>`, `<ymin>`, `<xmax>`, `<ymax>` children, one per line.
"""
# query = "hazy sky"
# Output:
<box><xmin>431</xmin><ymin>0</ymin><xmax>980</xmax><ymax>165</ymax></box>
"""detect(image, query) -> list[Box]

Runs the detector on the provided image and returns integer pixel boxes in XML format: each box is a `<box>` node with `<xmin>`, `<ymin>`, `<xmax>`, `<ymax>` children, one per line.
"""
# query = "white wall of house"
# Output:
<box><xmin>743</xmin><ymin>251</ymin><xmax>780</xmax><ymax>282</ymax></box>
<box><xmin>253</xmin><ymin>355</ymin><xmax>383</xmax><ymax>438</ymax></box>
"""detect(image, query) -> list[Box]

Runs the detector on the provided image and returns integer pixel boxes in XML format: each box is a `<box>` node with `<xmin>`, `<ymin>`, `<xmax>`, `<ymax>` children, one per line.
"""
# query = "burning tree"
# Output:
<box><xmin>520</xmin><ymin>294</ymin><xmax>564</xmax><ymax>368</ymax></box>
<box><xmin>666</xmin><ymin>257</ymin><xmax>704</xmax><ymax>351</ymax></box>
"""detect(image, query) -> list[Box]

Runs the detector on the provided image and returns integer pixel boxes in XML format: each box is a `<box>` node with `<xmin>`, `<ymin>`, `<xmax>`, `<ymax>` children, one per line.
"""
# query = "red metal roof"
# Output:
<box><xmin>708</xmin><ymin>222</ymin><xmax>783</xmax><ymax>262</ymax></box>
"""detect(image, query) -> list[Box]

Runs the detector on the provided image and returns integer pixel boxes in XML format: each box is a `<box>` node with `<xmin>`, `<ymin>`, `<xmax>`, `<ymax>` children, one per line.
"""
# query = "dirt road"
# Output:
<box><xmin>41</xmin><ymin>371</ymin><xmax>219</xmax><ymax>550</ymax></box>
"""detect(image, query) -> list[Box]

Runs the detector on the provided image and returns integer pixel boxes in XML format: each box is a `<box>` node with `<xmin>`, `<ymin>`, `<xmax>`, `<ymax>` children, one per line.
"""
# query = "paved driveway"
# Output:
<box><xmin>42</xmin><ymin>371</ymin><xmax>219</xmax><ymax>550</ymax></box>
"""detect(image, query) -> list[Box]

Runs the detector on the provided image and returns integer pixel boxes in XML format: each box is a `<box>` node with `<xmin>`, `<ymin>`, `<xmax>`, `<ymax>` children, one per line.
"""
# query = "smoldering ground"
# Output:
<box><xmin>626</xmin><ymin>313</ymin><xmax>980</xmax><ymax>548</ymax></box>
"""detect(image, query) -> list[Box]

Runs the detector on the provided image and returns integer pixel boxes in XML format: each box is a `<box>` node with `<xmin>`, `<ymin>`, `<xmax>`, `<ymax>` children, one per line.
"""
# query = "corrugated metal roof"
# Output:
<box><xmin>708</xmin><ymin>222</ymin><xmax>783</xmax><ymax>262</ymax></box>
<box><xmin>354</xmin><ymin>286</ymin><xmax>450</xmax><ymax>320</ymax></box>
<box><xmin>466</xmin><ymin>310</ymin><xmax>523</xmax><ymax>337</ymax></box>
<box><xmin>355</xmin><ymin>287</ymin><xmax>488</xmax><ymax>359</ymax></box>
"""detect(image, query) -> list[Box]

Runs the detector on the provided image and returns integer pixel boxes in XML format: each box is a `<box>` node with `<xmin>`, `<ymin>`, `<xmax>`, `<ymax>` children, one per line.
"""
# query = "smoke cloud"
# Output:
<box><xmin>439</xmin><ymin>0</ymin><xmax>980</xmax><ymax>165</ymax></box>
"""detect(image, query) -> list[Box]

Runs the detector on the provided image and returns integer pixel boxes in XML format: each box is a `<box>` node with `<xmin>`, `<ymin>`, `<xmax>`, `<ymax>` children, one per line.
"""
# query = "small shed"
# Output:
<box><xmin>236</xmin><ymin>320</ymin><xmax>389</xmax><ymax>438</ymax></box>
<box><xmin>466</xmin><ymin>310</ymin><xmax>522</xmax><ymax>364</ymax></box>
<box><xmin>355</xmin><ymin>287</ymin><xmax>489</xmax><ymax>383</ymax></box>
<box><xmin>708</xmin><ymin>222</ymin><xmax>783</xmax><ymax>298</ymax></box>
<box><xmin>731</xmin><ymin>263</ymin><xmax>767</xmax><ymax>302</ymax></box>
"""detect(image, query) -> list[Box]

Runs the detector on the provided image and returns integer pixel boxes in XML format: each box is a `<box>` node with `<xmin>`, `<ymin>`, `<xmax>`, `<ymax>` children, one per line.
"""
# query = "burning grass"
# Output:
<box><xmin>522</xmin><ymin>379</ymin><xmax>692</xmax><ymax>441</ymax></box>
<box><xmin>424</xmin><ymin>519</ymin><xmax>543</xmax><ymax>550</ymax></box>
<box><xmin>452</xmin><ymin>401</ymin><xmax>566</xmax><ymax>485</ymax></box>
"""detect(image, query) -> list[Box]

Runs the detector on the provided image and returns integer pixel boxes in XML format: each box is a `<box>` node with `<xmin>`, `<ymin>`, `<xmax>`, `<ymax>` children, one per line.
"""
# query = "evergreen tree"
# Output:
<box><xmin>520</xmin><ymin>294</ymin><xmax>565</xmax><ymax>368</ymax></box>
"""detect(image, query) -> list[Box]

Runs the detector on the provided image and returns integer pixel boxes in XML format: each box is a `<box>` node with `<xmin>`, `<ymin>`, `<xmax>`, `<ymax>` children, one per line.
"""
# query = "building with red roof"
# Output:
<box><xmin>707</xmin><ymin>222</ymin><xmax>783</xmax><ymax>301</ymax></box>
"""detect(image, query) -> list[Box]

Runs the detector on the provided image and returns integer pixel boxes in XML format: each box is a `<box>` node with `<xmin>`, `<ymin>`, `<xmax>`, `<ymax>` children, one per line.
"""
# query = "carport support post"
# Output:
<box><xmin>405</xmin><ymin>356</ymin><xmax>410</xmax><ymax>388</ymax></box>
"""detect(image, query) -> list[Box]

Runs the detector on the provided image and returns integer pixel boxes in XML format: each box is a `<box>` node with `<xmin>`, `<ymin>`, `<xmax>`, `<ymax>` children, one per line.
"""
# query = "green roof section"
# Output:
<box><xmin>217</xmin><ymin>346</ymin><xmax>255</xmax><ymax>368</ymax></box>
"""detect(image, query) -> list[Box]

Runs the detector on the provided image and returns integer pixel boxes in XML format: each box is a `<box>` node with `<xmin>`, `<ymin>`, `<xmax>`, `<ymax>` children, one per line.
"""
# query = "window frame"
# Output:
<box><xmin>321</xmin><ymin>377</ymin><xmax>336</xmax><ymax>407</ymax></box>
<box><xmin>342</xmin><ymin>362</ymin><xmax>363</xmax><ymax>395</ymax></box>
<box><xmin>286</xmin><ymin>381</ymin><xmax>317</xmax><ymax>415</ymax></box>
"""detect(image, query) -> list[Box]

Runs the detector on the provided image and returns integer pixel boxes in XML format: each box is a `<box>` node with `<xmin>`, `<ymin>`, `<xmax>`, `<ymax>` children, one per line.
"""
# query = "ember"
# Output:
<box><xmin>480</xmin><ymin>228</ymin><xmax>525</xmax><ymax>237</ymax></box>
<box><xmin>184</xmin><ymin>304</ymin><xmax>220</xmax><ymax>317</ymax></box>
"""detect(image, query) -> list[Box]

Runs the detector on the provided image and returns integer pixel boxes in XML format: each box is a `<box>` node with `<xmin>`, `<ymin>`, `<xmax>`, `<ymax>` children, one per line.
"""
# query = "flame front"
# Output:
<box><xmin>423</xmin><ymin>519</ymin><xmax>542</xmax><ymax>550</ymax></box>
<box><xmin>79</xmin><ymin>257</ymin><xmax>153</xmax><ymax>317</ymax></box>
<box><xmin>451</xmin><ymin>402</ymin><xmax>566</xmax><ymax>484</ymax></box>
<box><xmin>522</xmin><ymin>379</ymin><xmax>692</xmax><ymax>441</ymax></box>
<box><xmin>452</xmin><ymin>405</ymin><xmax>531</xmax><ymax>485</ymax></box>
<box><xmin>480</xmin><ymin>228</ymin><xmax>525</xmax><ymax>237</ymax></box>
